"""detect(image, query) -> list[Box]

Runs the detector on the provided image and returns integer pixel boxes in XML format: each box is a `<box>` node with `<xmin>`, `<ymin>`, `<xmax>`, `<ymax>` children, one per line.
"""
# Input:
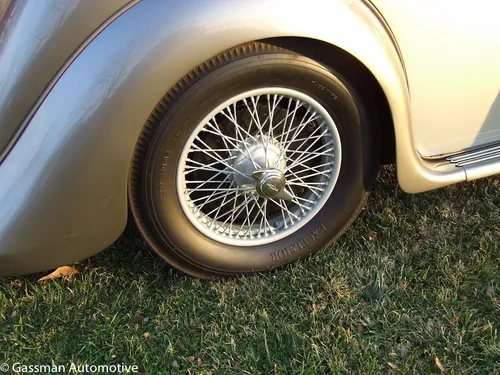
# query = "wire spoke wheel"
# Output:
<box><xmin>177</xmin><ymin>87</ymin><xmax>342</xmax><ymax>246</ymax></box>
<box><xmin>131</xmin><ymin>42</ymin><xmax>376</xmax><ymax>277</ymax></box>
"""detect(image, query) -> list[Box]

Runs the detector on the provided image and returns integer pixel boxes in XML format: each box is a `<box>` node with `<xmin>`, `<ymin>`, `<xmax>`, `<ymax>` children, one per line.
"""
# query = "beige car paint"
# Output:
<box><xmin>371</xmin><ymin>0</ymin><xmax>500</xmax><ymax>157</ymax></box>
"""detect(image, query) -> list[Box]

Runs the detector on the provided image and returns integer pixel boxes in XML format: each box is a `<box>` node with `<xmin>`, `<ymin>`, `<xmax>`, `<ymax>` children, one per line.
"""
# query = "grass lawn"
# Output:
<box><xmin>1</xmin><ymin>166</ymin><xmax>499</xmax><ymax>374</ymax></box>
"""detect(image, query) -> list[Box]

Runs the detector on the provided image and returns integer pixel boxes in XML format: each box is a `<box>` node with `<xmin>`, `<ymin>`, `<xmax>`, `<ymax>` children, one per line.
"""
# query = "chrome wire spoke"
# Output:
<box><xmin>280</xmin><ymin>133</ymin><xmax>325</xmax><ymax>146</ymax></box>
<box><xmin>284</xmin><ymin>140</ymin><xmax>334</xmax><ymax>172</ymax></box>
<box><xmin>237</xmin><ymin>195</ymin><xmax>260</xmax><ymax>237</ymax></box>
<box><xmin>209</xmin><ymin>187</ymin><xmax>236</xmax><ymax>227</ymax></box>
<box><xmin>241</xmin><ymin>196</ymin><xmax>264</xmax><ymax>238</ymax></box>
<box><xmin>287</xmin><ymin>169</ymin><xmax>333</xmax><ymax>182</ymax></box>
<box><xmin>284</xmin><ymin>161</ymin><xmax>333</xmax><ymax>178</ymax></box>
<box><xmin>284</xmin><ymin>127</ymin><xmax>330</xmax><ymax>167</ymax></box>
<box><xmin>285</xmin><ymin>148</ymin><xmax>334</xmax><ymax>158</ymax></box>
<box><xmin>214</xmin><ymin>192</ymin><xmax>254</xmax><ymax>232</ymax></box>
<box><xmin>278</xmin><ymin>108</ymin><xmax>316</xmax><ymax>153</ymax></box>
<box><xmin>202</xmin><ymin>119</ymin><xmax>255</xmax><ymax>165</ymax></box>
<box><xmin>184</xmin><ymin>155</ymin><xmax>236</xmax><ymax>173</ymax></box>
<box><xmin>275</xmin><ymin>111</ymin><xmax>318</xmax><ymax>144</ymax></box>
<box><xmin>285</xmin><ymin>169</ymin><xmax>321</xmax><ymax>198</ymax></box>
<box><xmin>190</xmin><ymin>139</ymin><xmax>253</xmax><ymax>182</ymax></box>
<box><xmin>278</xmin><ymin>99</ymin><xmax>301</xmax><ymax>155</ymax></box>
<box><xmin>243</xmin><ymin>96</ymin><xmax>271</xmax><ymax>168</ymax></box>
<box><xmin>269</xmin><ymin>198</ymin><xmax>300</xmax><ymax>222</ymax></box>
<box><xmin>186</xmin><ymin>187</ymin><xmax>252</xmax><ymax>193</ymax></box>
<box><xmin>253</xmin><ymin>198</ymin><xmax>273</xmax><ymax>237</ymax></box>
<box><xmin>207</xmin><ymin>189</ymin><xmax>242</xmax><ymax>222</ymax></box>
<box><xmin>177</xmin><ymin>87</ymin><xmax>342</xmax><ymax>246</ymax></box>
<box><xmin>221</xmin><ymin>105</ymin><xmax>259</xmax><ymax>144</ymax></box>
<box><xmin>266</xmin><ymin>94</ymin><xmax>283</xmax><ymax>145</ymax></box>
<box><xmin>225</xmin><ymin>104</ymin><xmax>261</xmax><ymax>169</ymax></box>
<box><xmin>242</xmin><ymin>96</ymin><xmax>265</xmax><ymax>139</ymax></box>
<box><xmin>195</xmin><ymin>177</ymin><xmax>234</xmax><ymax>213</ymax></box>
<box><xmin>287</xmin><ymin>181</ymin><xmax>327</xmax><ymax>191</ymax></box>
<box><xmin>188</xmin><ymin>188</ymin><xmax>233</xmax><ymax>205</ymax></box>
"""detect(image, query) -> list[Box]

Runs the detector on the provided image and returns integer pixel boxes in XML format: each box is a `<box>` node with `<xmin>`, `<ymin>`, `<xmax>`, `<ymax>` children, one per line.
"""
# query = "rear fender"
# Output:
<box><xmin>0</xmin><ymin>0</ymin><xmax>416</xmax><ymax>276</ymax></box>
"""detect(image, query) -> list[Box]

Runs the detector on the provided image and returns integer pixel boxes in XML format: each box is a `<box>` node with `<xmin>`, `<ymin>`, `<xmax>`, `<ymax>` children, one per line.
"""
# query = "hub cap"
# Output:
<box><xmin>252</xmin><ymin>169</ymin><xmax>288</xmax><ymax>199</ymax></box>
<box><xmin>177</xmin><ymin>87</ymin><xmax>342</xmax><ymax>246</ymax></box>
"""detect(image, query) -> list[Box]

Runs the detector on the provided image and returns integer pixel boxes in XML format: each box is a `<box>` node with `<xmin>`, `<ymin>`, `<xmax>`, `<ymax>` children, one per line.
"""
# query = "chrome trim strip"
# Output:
<box><xmin>457</xmin><ymin>153</ymin><xmax>500</xmax><ymax>167</ymax></box>
<box><xmin>444</xmin><ymin>142</ymin><xmax>500</xmax><ymax>170</ymax></box>
<box><xmin>448</xmin><ymin>145</ymin><xmax>500</xmax><ymax>164</ymax></box>
<box><xmin>421</xmin><ymin>141</ymin><xmax>500</xmax><ymax>161</ymax></box>
<box><xmin>464</xmin><ymin>157</ymin><xmax>500</xmax><ymax>181</ymax></box>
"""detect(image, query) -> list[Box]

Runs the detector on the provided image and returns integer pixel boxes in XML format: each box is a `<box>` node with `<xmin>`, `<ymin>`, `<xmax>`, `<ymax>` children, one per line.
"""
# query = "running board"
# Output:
<box><xmin>445</xmin><ymin>143</ymin><xmax>500</xmax><ymax>181</ymax></box>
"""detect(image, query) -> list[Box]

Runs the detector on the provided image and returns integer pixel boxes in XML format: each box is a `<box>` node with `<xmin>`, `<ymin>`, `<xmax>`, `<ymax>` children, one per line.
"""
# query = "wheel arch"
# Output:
<box><xmin>262</xmin><ymin>36</ymin><xmax>396</xmax><ymax>164</ymax></box>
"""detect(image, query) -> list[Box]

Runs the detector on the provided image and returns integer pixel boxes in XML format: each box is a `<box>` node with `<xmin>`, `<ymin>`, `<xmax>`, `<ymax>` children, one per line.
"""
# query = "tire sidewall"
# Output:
<box><xmin>141</xmin><ymin>54</ymin><xmax>371</xmax><ymax>274</ymax></box>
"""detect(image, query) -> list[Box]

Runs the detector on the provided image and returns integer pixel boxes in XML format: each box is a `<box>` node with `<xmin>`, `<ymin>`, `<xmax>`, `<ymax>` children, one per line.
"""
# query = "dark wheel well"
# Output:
<box><xmin>261</xmin><ymin>37</ymin><xmax>396</xmax><ymax>165</ymax></box>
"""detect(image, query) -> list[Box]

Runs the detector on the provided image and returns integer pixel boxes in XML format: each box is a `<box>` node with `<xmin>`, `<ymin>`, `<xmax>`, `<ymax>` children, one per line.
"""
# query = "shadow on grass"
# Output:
<box><xmin>1</xmin><ymin>166</ymin><xmax>498</xmax><ymax>374</ymax></box>
<box><xmin>85</xmin><ymin>165</ymin><xmax>500</xmax><ymax>281</ymax></box>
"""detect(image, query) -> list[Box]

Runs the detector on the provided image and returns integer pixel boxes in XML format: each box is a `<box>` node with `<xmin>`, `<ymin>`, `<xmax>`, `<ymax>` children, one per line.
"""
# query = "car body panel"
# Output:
<box><xmin>0</xmin><ymin>0</ymin><xmax>497</xmax><ymax>277</ymax></box>
<box><xmin>371</xmin><ymin>0</ymin><xmax>500</xmax><ymax>157</ymax></box>
<box><xmin>0</xmin><ymin>0</ymin><xmax>131</xmax><ymax>161</ymax></box>
<box><xmin>0</xmin><ymin>0</ymin><xmax>412</xmax><ymax>276</ymax></box>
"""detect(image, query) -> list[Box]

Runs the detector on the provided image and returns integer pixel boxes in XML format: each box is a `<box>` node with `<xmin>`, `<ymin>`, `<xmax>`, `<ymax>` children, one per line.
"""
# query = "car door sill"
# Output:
<box><xmin>421</xmin><ymin>141</ymin><xmax>500</xmax><ymax>181</ymax></box>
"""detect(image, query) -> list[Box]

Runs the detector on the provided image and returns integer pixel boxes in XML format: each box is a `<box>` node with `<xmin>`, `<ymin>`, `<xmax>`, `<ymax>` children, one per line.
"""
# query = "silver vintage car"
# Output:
<box><xmin>0</xmin><ymin>0</ymin><xmax>499</xmax><ymax>278</ymax></box>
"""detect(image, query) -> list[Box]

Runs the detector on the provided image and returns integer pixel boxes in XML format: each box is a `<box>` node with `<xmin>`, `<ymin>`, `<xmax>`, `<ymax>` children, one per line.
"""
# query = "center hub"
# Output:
<box><xmin>231</xmin><ymin>137</ymin><xmax>292</xmax><ymax>200</ymax></box>
<box><xmin>253</xmin><ymin>169</ymin><xmax>286</xmax><ymax>198</ymax></box>
<box><xmin>231</xmin><ymin>138</ymin><xmax>285</xmax><ymax>187</ymax></box>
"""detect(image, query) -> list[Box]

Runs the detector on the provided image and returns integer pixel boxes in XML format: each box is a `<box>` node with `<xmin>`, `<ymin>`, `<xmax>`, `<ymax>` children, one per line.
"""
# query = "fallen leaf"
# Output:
<box><xmin>274</xmin><ymin>363</ymin><xmax>279</xmax><ymax>373</ymax></box>
<box><xmin>486</xmin><ymin>285</ymin><xmax>494</xmax><ymax>298</ymax></box>
<box><xmin>357</xmin><ymin>325</ymin><xmax>365</xmax><ymax>336</ymax></box>
<box><xmin>388</xmin><ymin>362</ymin><xmax>399</xmax><ymax>369</ymax></box>
<box><xmin>9</xmin><ymin>280</ymin><xmax>22</xmax><ymax>287</ymax></box>
<box><xmin>38</xmin><ymin>266</ymin><xmax>79</xmax><ymax>282</ymax></box>
<box><xmin>369</xmin><ymin>231</ymin><xmax>378</xmax><ymax>241</ymax></box>
<box><xmin>402</xmin><ymin>279</ymin><xmax>408</xmax><ymax>289</ymax></box>
<box><xmin>184</xmin><ymin>329</ymin><xmax>201</xmax><ymax>335</ymax></box>
<box><xmin>134</xmin><ymin>313</ymin><xmax>144</xmax><ymax>323</ymax></box>
<box><xmin>435</xmin><ymin>356</ymin><xmax>448</xmax><ymax>374</ymax></box>
<box><xmin>449</xmin><ymin>316</ymin><xmax>460</xmax><ymax>325</ymax></box>
<box><xmin>143</xmin><ymin>332</ymin><xmax>151</xmax><ymax>339</ymax></box>
<box><xmin>197</xmin><ymin>357</ymin><xmax>202</xmax><ymax>366</ymax></box>
<box><xmin>187</xmin><ymin>356</ymin><xmax>195</xmax><ymax>363</ymax></box>
<box><xmin>476</xmin><ymin>248</ymin><xmax>486</xmax><ymax>255</ymax></box>
<box><xmin>462</xmin><ymin>258</ymin><xmax>473</xmax><ymax>265</ymax></box>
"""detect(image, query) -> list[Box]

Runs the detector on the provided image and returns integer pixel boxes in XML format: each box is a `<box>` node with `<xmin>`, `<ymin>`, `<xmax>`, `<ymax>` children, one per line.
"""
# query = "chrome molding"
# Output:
<box><xmin>445</xmin><ymin>142</ymin><xmax>500</xmax><ymax>181</ymax></box>
<box><xmin>447</xmin><ymin>144</ymin><xmax>500</xmax><ymax>167</ymax></box>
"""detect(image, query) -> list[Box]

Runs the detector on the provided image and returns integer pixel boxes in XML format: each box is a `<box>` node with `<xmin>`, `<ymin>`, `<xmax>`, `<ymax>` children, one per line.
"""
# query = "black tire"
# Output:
<box><xmin>129</xmin><ymin>42</ymin><xmax>377</xmax><ymax>278</ymax></box>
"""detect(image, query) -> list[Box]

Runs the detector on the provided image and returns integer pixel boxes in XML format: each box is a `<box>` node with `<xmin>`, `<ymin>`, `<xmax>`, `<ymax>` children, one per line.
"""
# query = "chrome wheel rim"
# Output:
<box><xmin>176</xmin><ymin>87</ymin><xmax>342</xmax><ymax>246</ymax></box>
